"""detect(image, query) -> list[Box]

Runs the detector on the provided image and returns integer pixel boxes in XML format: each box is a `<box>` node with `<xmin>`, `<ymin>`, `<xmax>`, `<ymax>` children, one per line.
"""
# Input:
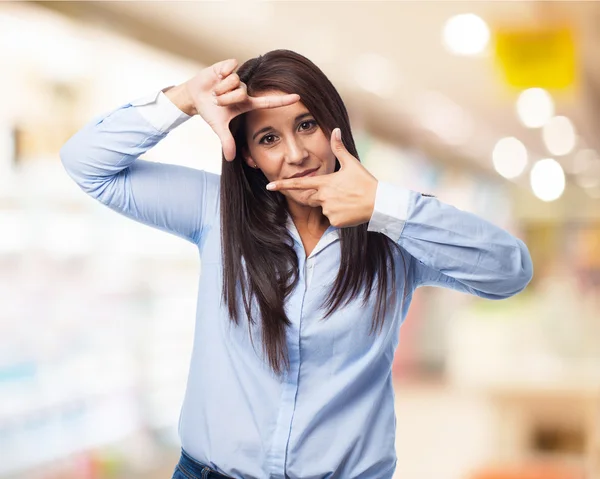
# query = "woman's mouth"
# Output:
<box><xmin>289</xmin><ymin>167</ymin><xmax>319</xmax><ymax>179</ymax></box>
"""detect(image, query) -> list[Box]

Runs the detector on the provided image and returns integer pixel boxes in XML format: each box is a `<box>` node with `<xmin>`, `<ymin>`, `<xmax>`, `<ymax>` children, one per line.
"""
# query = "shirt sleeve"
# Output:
<box><xmin>60</xmin><ymin>89</ymin><xmax>219</xmax><ymax>245</ymax></box>
<box><xmin>367</xmin><ymin>181</ymin><xmax>533</xmax><ymax>300</ymax></box>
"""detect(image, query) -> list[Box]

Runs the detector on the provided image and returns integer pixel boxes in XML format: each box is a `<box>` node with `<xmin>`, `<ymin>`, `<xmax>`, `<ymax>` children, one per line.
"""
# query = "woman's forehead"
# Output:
<box><xmin>246</xmin><ymin>99</ymin><xmax>311</xmax><ymax>127</ymax></box>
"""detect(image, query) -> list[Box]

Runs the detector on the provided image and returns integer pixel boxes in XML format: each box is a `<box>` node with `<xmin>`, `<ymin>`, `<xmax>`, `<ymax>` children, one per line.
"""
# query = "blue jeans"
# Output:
<box><xmin>172</xmin><ymin>449</ymin><xmax>234</xmax><ymax>479</ymax></box>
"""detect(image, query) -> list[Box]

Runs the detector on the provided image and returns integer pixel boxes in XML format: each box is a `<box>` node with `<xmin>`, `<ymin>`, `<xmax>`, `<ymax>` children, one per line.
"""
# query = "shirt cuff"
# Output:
<box><xmin>130</xmin><ymin>88</ymin><xmax>192</xmax><ymax>133</ymax></box>
<box><xmin>367</xmin><ymin>181</ymin><xmax>412</xmax><ymax>241</ymax></box>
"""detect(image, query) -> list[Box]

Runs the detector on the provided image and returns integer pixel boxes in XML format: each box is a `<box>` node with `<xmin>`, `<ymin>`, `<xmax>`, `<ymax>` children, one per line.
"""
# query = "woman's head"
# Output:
<box><xmin>229</xmin><ymin>49</ymin><xmax>357</xmax><ymax>209</ymax></box>
<box><xmin>242</xmin><ymin>92</ymin><xmax>336</xmax><ymax>208</ymax></box>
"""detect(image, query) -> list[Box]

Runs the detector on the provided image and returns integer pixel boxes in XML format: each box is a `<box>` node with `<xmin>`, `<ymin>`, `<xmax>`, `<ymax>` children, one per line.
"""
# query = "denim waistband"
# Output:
<box><xmin>176</xmin><ymin>449</ymin><xmax>234</xmax><ymax>479</ymax></box>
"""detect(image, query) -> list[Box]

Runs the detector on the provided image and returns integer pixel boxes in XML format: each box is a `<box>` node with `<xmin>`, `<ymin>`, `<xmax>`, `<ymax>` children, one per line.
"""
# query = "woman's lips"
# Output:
<box><xmin>291</xmin><ymin>167</ymin><xmax>318</xmax><ymax>179</ymax></box>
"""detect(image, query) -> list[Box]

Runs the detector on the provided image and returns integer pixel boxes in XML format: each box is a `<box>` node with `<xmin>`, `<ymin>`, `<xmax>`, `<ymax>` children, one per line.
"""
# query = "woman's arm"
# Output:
<box><xmin>264</xmin><ymin>131</ymin><xmax>533</xmax><ymax>300</ymax></box>
<box><xmin>60</xmin><ymin>88</ymin><xmax>213</xmax><ymax>244</ymax></box>
<box><xmin>60</xmin><ymin>59</ymin><xmax>300</xmax><ymax>245</ymax></box>
<box><xmin>368</xmin><ymin>182</ymin><xmax>533</xmax><ymax>299</ymax></box>
<box><xmin>264</xmin><ymin>131</ymin><xmax>533</xmax><ymax>299</ymax></box>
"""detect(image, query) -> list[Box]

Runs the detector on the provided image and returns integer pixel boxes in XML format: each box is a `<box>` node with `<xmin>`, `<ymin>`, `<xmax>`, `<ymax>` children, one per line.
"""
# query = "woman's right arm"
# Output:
<box><xmin>60</xmin><ymin>59</ymin><xmax>300</xmax><ymax>244</ymax></box>
<box><xmin>60</xmin><ymin>86</ymin><xmax>213</xmax><ymax>244</ymax></box>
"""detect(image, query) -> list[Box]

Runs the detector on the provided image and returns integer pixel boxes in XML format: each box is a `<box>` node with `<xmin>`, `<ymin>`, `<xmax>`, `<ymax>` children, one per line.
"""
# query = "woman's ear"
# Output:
<box><xmin>242</xmin><ymin>147</ymin><xmax>259</xmax><ymax>169</ymax></box>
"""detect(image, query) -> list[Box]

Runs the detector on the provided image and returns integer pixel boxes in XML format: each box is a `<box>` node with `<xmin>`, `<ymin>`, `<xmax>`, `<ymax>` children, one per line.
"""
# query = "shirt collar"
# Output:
<box><xmin>286</xmin><ymin>214</ymin><xmax>340</xmax><ymax>259</ymax></box>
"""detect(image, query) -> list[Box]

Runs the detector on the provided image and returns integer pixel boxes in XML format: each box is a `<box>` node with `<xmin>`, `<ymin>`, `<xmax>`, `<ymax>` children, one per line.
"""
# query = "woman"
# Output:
<box><xmin>60</xmin><ymin>50</ymin><xmax>533</xmax><ymax>479</ymax></box>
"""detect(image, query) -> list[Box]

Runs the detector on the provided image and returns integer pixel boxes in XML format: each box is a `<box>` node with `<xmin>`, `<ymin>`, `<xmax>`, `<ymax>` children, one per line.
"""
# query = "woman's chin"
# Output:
<box><xmin>286</xmin><ymin>190</ymin><xmax>319</xmax><ymax>207</ymax></box>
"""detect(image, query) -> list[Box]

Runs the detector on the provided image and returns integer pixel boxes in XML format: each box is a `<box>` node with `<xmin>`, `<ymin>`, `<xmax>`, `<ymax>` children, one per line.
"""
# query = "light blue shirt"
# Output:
<box><xmin>60</xmin><ymin>89</ymin><xmax>533</xmax><ymax>479</ymax></box>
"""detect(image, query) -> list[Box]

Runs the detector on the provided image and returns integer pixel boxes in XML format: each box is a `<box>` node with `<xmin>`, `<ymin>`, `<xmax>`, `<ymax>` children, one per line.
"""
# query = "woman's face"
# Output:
<box><xmin>243</xmin><ymin>91</ymin><xmax>337</xmax><ymax>208</ymax></box>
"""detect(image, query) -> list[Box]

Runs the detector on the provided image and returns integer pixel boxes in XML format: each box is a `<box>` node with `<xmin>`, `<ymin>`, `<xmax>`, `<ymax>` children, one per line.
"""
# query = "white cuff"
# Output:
<box><xmin>367</xmin><ymin>181</ymin><xmax>412</xmax><ymax>241</ymax></box>
<box><xmin>130</xmin><ymin>88</ymin><xmax>191</xmax><ymax>133</ymax></box>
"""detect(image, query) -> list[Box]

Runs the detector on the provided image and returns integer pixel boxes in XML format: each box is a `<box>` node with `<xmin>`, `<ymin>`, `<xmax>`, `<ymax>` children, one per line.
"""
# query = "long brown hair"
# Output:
<box><xmin>220</xmin><ymin>49</ymin><xmax>405</xmax><ymax>374</ymax></box>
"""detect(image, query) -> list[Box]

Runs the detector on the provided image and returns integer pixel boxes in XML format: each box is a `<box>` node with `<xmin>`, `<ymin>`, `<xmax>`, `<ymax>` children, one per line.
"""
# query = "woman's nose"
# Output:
<box><xmin>283</xmin><ymin>137</ymin><xmax>309</xmax><ymax>165</ymax></box>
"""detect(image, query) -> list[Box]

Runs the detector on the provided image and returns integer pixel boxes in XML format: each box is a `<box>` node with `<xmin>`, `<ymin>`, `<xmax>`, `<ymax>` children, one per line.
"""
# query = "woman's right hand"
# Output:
<box><xmin>173</xmin><ymin>58</ymin><xmax>300</xmax><ymax>161</ymax></box>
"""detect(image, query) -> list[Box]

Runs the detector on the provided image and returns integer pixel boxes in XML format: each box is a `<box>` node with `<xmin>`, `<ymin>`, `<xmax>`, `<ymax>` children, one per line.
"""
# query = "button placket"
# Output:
<box><xmin>306</xmin><ymin>258</ymin><xmax>315</xmax><ymax>288</ymax></box>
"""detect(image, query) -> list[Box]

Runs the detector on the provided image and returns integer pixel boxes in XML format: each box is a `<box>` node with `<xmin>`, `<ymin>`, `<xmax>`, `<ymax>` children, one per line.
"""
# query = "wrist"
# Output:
<box><xmin>364</xmin><ymin>177</ymin><xmax>378</xmax><ymax>223</ymax></box>
<box><xmin>163</xmin><ymin>84</ymin><xmax>197</xmax><ymax>116</ymax></box>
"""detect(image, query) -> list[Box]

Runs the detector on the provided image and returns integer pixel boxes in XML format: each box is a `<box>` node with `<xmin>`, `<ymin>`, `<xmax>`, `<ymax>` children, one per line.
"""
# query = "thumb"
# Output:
<box><xmin>330</xmin><ymin>128</ymin><xmax>351</xmax><ymax>167</ymax></box>
<box><xmin>214</xmin><ymin>123</ymin><xmax>236</xmax><ymax>161</ymax></box>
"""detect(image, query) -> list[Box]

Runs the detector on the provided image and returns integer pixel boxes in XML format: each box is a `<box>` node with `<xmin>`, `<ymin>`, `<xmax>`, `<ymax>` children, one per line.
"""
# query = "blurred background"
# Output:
<box><xmin>1</xmin><ymin>1</ymin><xmax>599</xmax><ymax>478</ymax></box>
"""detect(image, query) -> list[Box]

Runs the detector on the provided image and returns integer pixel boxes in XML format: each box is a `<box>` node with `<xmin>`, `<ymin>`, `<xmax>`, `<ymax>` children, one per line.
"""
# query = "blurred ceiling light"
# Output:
<box><xmin>574</xmin><ymin>153</ymin><xmax>600</xmax><ymax>189</ymax></box>
<box><xmin>571</xmin><ymin>148</ymin><xmax>598</xmax><ymax>175</ymax></box>
<box><xmin>492</xmin><ymin>137</ymin><xmax>528</xmax><ymax>179</ymax></box>
<box><xmin>530</xmin><ymin>158</ymin><xmax>565</xmax><ymax>202</ymax></box>
<box><xmin>442</xmin><ymin>14</ymin><xmax>490</xmax><ymax>56</ymax></box>
<box><xmin>542</xmin><ymin>115</ymin><xmax>576</xmax><ymax>156</ymax></box>
<box><xmin>516</xmin><ymin>88</ymin><xmax>554</xmax><ymax>128</ymax></box>
<box><xmin>418</xmin><ymin>91</ymin><xmax>474</xmax><ymax>145</ymax></box>
<box><xmin>354</xmin><ymin>53</ymin><xmax>397</xmax><ymax>98</ymax></box>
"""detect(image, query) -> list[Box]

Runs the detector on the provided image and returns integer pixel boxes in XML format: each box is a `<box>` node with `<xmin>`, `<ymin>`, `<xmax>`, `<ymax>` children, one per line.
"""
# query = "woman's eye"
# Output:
<box><xmin>260</xmin><ymin>134</ymin><xmax>276</xmax><ymax>145</ymax></box>
<box><xmin>299</xmin><ymin>120</ymin><xmax>317</xmax><ymax>131</ymax></box>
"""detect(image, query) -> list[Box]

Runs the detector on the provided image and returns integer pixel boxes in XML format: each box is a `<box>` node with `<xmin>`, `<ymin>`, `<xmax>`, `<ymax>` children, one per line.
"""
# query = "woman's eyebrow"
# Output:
<box><xmin>251</xmin><ymin>113</ymin><xmax>313</xmax><ymax>141</ymax></box>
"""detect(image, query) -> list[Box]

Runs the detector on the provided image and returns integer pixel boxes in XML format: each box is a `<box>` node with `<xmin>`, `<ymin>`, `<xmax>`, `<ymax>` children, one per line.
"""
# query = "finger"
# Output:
<box><xmin>213</xmin><ymin>123</ymin><xmax>237</xmax><ymax>161</ymax></box>
<box><xmin>214</xmin><ymin>87</ymin><xmax>247</xmax><ymax>107</ymax></box>
<box><xmin>330</xmin><ymin>128</ymin><xmax>354</xmax><ymax>168</ymax></box>
<box><xmin>212</xmin><ymin>58</ymin><xmax>238</xmax><ymax>80</ymax></box>
<box><xmin>249</xmin><ymin>93</ymin><xmax>300</xmax><ymax>110</ymax></box>
<box><xmin>212</xmin><ymin>73</ymin><xmax>241</xmax><ymax>96</ymax></box>
<box><xmin>305</xmin><ymin>190</ymin><xmax>321</xmax><ymax>207</ymax></box>
<box><xmin>266</xmin><ymin>175</ymin><xmax>325</xmax><ymax>191</ymax></box>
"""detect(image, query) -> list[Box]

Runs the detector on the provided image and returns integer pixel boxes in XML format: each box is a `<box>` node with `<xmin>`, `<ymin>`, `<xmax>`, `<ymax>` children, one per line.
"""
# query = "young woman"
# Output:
<box><xmin>61</xmin><ymin>49</ymin><xmax>533</xmax><ymax>479</ymax></box>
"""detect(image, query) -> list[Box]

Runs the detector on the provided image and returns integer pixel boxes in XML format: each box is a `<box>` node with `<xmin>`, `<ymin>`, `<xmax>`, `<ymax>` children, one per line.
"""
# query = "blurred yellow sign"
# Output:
<box><xmin>494</xmin><ymin>27</ymin><xmax>576</xmax><ymax>90</ymax></box>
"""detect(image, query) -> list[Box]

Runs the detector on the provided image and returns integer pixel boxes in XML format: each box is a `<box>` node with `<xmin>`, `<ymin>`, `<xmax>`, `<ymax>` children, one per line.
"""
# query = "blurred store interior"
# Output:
<box><xmin>1</xmin><ymin>1</ymin><xmax>600</xmax><ymax>478</ymax></box>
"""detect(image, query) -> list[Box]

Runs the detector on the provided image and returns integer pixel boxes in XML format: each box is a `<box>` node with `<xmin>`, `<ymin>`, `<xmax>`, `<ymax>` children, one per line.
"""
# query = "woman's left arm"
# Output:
<box><xmin>368</xmin><ymin>182</ymin><xmax>533</xmax><ymax>299</ymax></box>
<box><xmin>265</xmin><ymin>128</ymin><xmax>533</xmax><ymax>299</ymax></box>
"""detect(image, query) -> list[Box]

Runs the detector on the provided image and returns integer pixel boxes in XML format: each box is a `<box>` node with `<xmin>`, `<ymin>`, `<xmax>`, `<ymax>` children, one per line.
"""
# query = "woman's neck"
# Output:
<box><xmin>287</xmin><ymin>202</ymin><xmax>330</xmax><ymax>236</ymax></box>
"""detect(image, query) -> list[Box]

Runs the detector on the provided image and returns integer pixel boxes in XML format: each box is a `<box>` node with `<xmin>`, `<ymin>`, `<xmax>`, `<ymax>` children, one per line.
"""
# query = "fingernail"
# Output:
<box><xmin>211</xmin><ymin>91</ymin><xmax>217</xmax><ymax>96</ymax></box>
<box><xmin>266</xmin><ymin>183</ymin><xmax>275</xmax><ymax>190</ymax></box>
<box><xmin>335</xmin><ymin>128</ymin><xmax>341</xmax><ymax>141</ymax></box>
<box><xmin>213</xmin><ymin>97</ymin><xmax>219</xmax><ymax>105</ymax></box>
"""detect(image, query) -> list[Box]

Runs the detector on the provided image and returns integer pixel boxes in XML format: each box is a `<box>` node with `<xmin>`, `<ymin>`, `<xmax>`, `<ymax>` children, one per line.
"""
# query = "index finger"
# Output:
<box><xmin>266</xmin><ymin>175</ymin><xmax>325</xmax><ymax>191</ymax></box>
<box><xmin>250</xmin><ymin>93</ymin><xmax>301</xmax><ymax>110</ymax></box>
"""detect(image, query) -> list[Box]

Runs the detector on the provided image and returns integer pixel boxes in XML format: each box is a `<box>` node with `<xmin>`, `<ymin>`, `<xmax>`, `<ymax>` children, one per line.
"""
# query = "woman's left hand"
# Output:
<box><xmin>266</xmin><ymin>128</ymin><xmax>379</xmax><ymax>228</ymax></box>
